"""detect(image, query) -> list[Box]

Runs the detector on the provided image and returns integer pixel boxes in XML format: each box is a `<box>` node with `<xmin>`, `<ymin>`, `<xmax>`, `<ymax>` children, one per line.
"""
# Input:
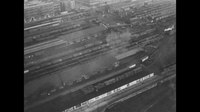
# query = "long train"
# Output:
<box><xmin>62</xmin><ymin>63</ymin><xmax>175</xmax><ymax>112</ymax></box>
<box><xmin>62</xmin><ymin>72</ymin><xmax>155</xmax><ymax>112</ymax></box>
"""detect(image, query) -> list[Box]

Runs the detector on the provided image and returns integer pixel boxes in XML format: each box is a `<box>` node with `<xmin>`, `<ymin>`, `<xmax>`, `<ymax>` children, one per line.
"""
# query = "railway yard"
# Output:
<box><xmin>24</xmin><ymin>0</ymin><xmax>176</xmax><ymax>112</ymax></box>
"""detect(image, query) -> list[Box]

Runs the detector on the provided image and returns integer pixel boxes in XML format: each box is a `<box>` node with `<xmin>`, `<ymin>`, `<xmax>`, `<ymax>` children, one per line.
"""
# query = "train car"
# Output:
<box><xmin>71</xmin><ymin>90</ymin><xmax>85</xmax><ymax>99</ymax></box>
<box><xmin>117</xmin><ymin>74</ymin><xmax>125</xmax><ymax>80</ymax></box>
<box><xmin>164</xmin><ymin>25</ymin><xmax>174</xmax><ymax>32</ymax></box>
<box><xmin>104</xmin><ymin>78</ymin><xmax>116</xmax><ymax>86</ymax></box>
<box><xmin>141</xmin><ymin>55</ymin><xmax>149</xmax><ymax>62</ymax></box>
<box><xmin>134</xmin><ymin>66</ymin><xmax>143</xmax><ymax>73</ymax></box>
<box><xmin>115</xmin><ymin>48</ymin><xmax>143</xmax><ymax>60</ymax></box>
<box><xmin>24</xmin><ymin>36</ymin><xmax>34</xmax><ymax>45</ymax></box>
<box><xmin>81</xmin><ymin>85</ymin><xmax>95</xmax><ymax>94</ymax></box>
<box><xmin>94</xmin><ymin>83</ymin><xmax>105</xmax><ymax>90</ymax></box>
<box><xmin>61</xmin><ymin>11</ymin><xmax>70</xmax><ymax>15</ymax></box>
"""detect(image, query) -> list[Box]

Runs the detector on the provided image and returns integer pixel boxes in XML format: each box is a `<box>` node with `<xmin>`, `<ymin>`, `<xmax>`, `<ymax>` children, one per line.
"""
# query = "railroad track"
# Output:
<box><xmin>24</xmin><ymin>39</ymin><xmax>105</xmax><ymax>68</ymax></box>
<box><xmin>24</xmin><ymin>33</ymin><xmax>162</xmax><ymax>83</ymax></box>
<box><xmin>24</xmin><ymin>24</ymin><xmax>96</xmax><ymax>47</ymax></box>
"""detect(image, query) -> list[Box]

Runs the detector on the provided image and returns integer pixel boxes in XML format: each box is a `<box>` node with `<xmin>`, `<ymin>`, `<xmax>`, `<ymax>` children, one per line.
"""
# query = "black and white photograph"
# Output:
<box><xmin>24</xmin><ymin>0</ymin><xmax>176</xmax><ymax>112</ymax></box>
